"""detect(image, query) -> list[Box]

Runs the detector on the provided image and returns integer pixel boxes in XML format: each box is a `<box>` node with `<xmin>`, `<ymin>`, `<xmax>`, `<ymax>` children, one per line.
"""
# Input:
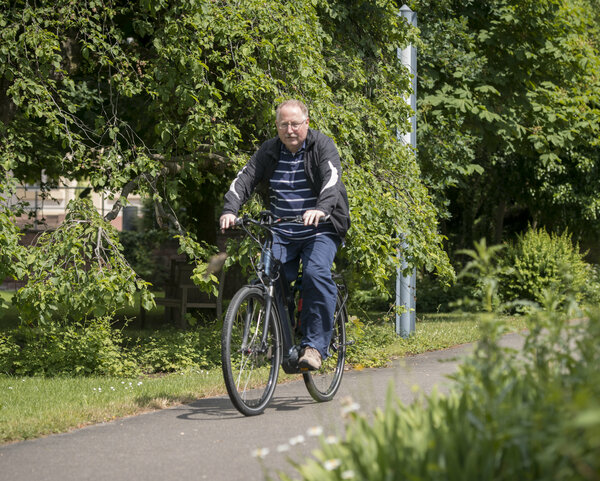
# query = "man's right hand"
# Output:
<box><xmin>220</xmin><ymin>213</ymin><xmax>237</xmax><ymax>232</ymax></box>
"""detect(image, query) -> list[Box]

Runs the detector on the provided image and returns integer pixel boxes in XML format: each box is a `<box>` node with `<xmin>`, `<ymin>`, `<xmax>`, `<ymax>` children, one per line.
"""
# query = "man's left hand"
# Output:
<box><xmin>303</xmin><ymin>209</ymin><xmax>326</xmax><ymax>226</ymax></box>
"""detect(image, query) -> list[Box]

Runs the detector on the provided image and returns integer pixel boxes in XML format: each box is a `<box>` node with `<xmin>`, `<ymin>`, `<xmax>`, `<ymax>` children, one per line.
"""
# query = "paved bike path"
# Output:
<box><xmin>0</xmin><ymin>333</ymin><xmax>524</xmax><ymax>481</ymax></box>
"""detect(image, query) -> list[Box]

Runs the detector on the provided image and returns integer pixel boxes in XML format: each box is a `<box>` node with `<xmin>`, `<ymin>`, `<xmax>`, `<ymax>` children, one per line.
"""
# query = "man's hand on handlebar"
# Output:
<box><xmin>220</xmin><ymin>213</ymin><xmax>237</xmax><ymax>232</ymax></box>
<box><xmin>221</xmin><ymin>210</ymin><xmax>327</xmax><ymax>231</ymax></box>
<box><xmin>303</xmin><ymin>209</ymin><xmax>326</xmax><ymax>227</ymax></box>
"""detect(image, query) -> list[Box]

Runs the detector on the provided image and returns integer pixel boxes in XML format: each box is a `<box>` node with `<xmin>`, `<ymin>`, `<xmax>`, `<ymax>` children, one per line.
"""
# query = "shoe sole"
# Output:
<box><xmin>298</xmin><ymin>359</ymin><xmax>321</xmax><ymax>371</ymax></box>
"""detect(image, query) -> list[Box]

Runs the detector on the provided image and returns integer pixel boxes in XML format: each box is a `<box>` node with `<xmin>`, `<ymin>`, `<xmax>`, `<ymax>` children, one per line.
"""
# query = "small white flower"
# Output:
<box><xmin>306</xmin><ymin>426</ymin><xmax>323</xmax><ymax>437</ymax></box>
<box><xmin>323</xmin><ymin>459</ymin><xmax>341</xmax><ymax>471</ymax></box>
<box><xmin>341</xmin><ymin>470</ymin><xmax>355</xmax><ymax>479</ymax></box>
<box><xmin>276</xmin><ymin>444</ymin><xmax>290</xmax><ymax>453</ymax></box>
<box><xmin>121</xmin><ymin>381</ymin><xmax>125</xmax><ymax>384</ymax></box>
<box><xmin>251</xmin><ymin>447</ymin><xmax>270</xmax><ymax>459</ymax></box>
<box><xmin>137</xmin><ymin>381</ymin><xmax>143</xmax><ymax>386</ymax></box>
<box><xmin>8</xmin><ymin>387</ymin><xmax>13</xmax><ymax>390</ymax></box>
<box><xmin>98</xmin><ymin>387</ymin><xmax>102</xmax><ymax>392</ymax></box>
<box><xmin>288</xmin><ymin>435</ymin><xmax>305</xmax><ymax>446</ymax></box>
<box><xmin>110</xmin><ymin>387</ymin><xmax>115</xmax><ymax>391</ymax></box>
<box><xmin>341</xmin><ymin>402</ymin><xmax>360</xmax><ymax>417</ymax></box>
<box><xmin>324</xmin><ymin>435</ymin><xmax>339</xmax><ymax>445</ymax></box>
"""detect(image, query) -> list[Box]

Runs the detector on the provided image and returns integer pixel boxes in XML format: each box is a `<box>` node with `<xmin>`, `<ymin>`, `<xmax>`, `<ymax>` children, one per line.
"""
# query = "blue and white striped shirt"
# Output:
<box><xmin>270</xmin><ymin>144</ymin><xmax>336</xmax><ymax>239</ymax></box>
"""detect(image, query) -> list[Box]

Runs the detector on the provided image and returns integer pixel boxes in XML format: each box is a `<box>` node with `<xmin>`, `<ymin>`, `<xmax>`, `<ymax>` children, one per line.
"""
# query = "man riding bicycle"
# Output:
<box><xmin>220</xmin><ymin>99</ymin><xmax>350</xmax><ymax>370</ymax></box>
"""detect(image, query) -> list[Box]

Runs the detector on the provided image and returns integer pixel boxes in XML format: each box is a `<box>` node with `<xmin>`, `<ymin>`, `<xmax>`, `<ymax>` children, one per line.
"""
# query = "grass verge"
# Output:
<box><xmin>0</xmin><ymin>312</ymin><xmax>527</xmax><ymax>444</ymax></box>
<box><xmin>346</xmin><ymin>312</ymin><xmax>527</xmax><ymax>368</ymax></box>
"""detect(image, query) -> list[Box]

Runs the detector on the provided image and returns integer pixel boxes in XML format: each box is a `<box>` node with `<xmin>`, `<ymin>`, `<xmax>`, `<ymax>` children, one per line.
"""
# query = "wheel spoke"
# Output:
<box><xmin>222</xmin><ymin>286</ymin><xmax>281</xmax><ymax>416</ymax></box>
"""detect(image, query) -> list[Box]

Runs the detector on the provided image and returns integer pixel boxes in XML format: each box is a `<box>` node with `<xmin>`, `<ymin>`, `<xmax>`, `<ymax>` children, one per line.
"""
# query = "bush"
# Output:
<box><xmin>0</xmin><ymin>317</ymin><xmax>225</xmax><ymax>376</ymax></box>
<box><xmin>1</xmin><ymin>318</ymin><xmax>138</xmax><ymax>376</ymax></box>
<box><xmin>582</xmin><ymin>264</ymin><xmax>600</xmax><ymax>305</ymax></box>
<box><xmin>282</xmin><ymin>304</ymin><xmax>600</xmax><ymax>481</ymax></box>
<box><xmin>344</xmin><ymin>316</ymin><xmax>396</xmax><ymax>368</ymax></box>
<box><xmin>497</xmin><ymin>228</ymin><xmax>591</xmax><ymax>307</ymax></box>
<box><xmin>416</xmin><ymin>272</ymin><xmax>474</xmax><ymax>313</ymax></box>
<box><xmin>128</xmin><ymin>322</ymin><xmax>222</xmax><ymax>374</ymax></box>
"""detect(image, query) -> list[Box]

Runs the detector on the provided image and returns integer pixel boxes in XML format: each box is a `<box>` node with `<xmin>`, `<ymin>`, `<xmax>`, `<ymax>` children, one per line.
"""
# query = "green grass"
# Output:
<box><xmin>0</xmin><ymin>312</ymin><xmax>528</xmax><ymax>444</ymax></box>
<box><xmin>391</xmin><ymin>312</ymin><xmax>528</xmax><ymax>355</ymax></box>
<box><xmin>0</xmin><ymin>370</ymin><xmax>224</xmax><ymax>443</ymax></box>
<box><xmin>345</xmin><ymin>312</ymin><xmax>527</xmax><ymax>368</ymax></box>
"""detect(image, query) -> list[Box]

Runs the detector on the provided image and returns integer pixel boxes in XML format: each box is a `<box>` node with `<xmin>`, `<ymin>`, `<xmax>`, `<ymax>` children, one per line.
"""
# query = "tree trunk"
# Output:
<box><xmin>494</xmin><ymin>197</ymin><xmax>506</xmax><ymax>244</ymax></box>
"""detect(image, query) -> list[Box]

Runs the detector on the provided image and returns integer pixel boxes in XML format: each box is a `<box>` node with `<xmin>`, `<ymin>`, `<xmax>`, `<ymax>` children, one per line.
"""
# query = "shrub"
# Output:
<box><xmin>281</xmin><ymin>304</ymin><xmax>600</xmax><ymax>481</ymax></box>
<box><xmin>498</xmin><ymin>228</ymin><xmax>591</xmax><ymax>307</ymax></box>
<box><xmin>456</xmin><ymin>238</ymin><xmax>506</xmax><ymax>312</ymax></box>
<box><xmin>128</xmin><ymin>322</ymin><xmax>222</xmax><ymax>374</ymax></box>
<box><xmin>1</xmin><ymin>318</ymin><xmax>138</xmax><ymax>376</ymax></box>
<box><xmin>344</xmin><ymin>316</ymin><xmax>396</xmax><ymax>368</ymax></box>
<box><xmin>1</xmin><ymin>318</ymin><xmax>225</xmax><ymax>376</ymax></box>
<box><xmin>415</xmin><ymin>272</ymin><xmax>473</xmax><ymax>313</ymax></box>
<box><xmin>582</xmin><ymin>264</ymin><xmax>600</xmax><ymax>305</ymax></box>
<box><xmin>0</xmin><ymin>332</ymin><xmax>20</xmax><ymax>374</ymax></box>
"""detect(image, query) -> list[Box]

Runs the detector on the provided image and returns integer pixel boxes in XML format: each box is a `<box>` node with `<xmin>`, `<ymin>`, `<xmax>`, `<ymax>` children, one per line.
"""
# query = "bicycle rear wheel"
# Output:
<box><xmin>222</xmin><ymin>285</ymin><xmax>281</xmax><ymax>416</ymax></box>
<box><xmin>303</xmin><ymin>288</ymin><xmax>347</xmax><ymax>402</ymax></box>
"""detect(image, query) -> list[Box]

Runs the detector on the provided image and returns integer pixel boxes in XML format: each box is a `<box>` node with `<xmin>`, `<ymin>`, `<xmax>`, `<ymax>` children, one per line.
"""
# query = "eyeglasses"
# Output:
<box><xmin>276</xmin><ymin>119</ymin><xmax>307</xmax><ymax>131</ymax></box>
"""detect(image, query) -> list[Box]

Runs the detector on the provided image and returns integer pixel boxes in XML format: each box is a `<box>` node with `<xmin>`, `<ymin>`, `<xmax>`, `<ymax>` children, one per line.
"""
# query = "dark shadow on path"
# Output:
<box><xmin>175</xmin><ymin>394</ymin><xmax>315</xmax><ymax>421</ymax></box>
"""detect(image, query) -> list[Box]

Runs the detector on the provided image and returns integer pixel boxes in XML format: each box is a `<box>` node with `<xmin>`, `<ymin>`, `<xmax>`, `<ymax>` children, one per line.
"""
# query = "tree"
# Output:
<box><xmin>0</xmin><ymin>0</ymin><xmax>453</xmax><ymax>322</ymax></box>
<box><xmin>413</xmin><ymin>0</ymin><xmax>600</xmax><ymax>251</ymax></box>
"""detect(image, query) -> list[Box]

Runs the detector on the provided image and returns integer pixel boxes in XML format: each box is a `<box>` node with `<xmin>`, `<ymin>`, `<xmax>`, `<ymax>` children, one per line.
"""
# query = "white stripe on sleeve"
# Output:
<box><xmin>320</xmin><ymin>161</ymin><xmax>338</xmax><ymax>193</ymax></box>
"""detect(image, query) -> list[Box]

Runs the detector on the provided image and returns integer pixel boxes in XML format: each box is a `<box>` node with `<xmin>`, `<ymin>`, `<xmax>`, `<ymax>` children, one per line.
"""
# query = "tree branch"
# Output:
<box><xmin>153</xmin><ymin>199</ymin><xmax>184</xmax><ymax>235</ymax></box>
<box><xmin>103</xmin><ymin>179</ymin><xmax>139</xmax><ymax>222</ymax></box>
<box><xmin>149</xmin><ymin>147</ymin><xmax>230</xmax><ymax>174</ymax></box>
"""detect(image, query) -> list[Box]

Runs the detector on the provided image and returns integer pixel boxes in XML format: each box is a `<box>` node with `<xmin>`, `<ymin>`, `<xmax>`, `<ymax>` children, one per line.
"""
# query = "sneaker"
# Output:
<box><xmin>298</xmin><ymin>347</ymin><xmax>322</xmax><ymax>371</ymax></box>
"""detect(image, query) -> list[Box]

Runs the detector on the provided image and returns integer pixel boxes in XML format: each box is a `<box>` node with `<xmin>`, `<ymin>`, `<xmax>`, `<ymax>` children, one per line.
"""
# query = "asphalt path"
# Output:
<box><xmin>0</xmin><ymin>333</ymin><xmax>524</xmax><ymax>481</ymax></box>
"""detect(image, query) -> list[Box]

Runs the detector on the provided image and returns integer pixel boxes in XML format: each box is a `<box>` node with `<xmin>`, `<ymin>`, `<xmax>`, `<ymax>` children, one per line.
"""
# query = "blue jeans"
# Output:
<box><xmin>272</xmin><ymin>234</ymin><xmax>340</xmax><ymax>359</ymax></box>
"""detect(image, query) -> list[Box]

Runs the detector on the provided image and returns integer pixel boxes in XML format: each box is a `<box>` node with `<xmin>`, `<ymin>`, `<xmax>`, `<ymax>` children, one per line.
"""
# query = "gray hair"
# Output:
<box><xmin>275</xmin><ymin>99</ymin><xmax>309</xmax><ymax>121</ymax></box>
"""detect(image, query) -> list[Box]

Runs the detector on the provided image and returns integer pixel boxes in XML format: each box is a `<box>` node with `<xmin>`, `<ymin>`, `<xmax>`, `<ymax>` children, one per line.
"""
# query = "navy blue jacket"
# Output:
<box><xmin>222</xmin><ymin>129</ymin><xmax>351</xmax><ymax>238</ymax></box>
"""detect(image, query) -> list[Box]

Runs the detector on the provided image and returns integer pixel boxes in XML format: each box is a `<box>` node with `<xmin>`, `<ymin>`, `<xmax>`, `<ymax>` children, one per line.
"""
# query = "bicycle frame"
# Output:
<box><xmin>256</xmin><ymin>224</ymin><xmax>303</xmax><ymax>373</ymax></box>
<box><xmin>237</xmin><ymin>212</ymin><xmax>340</xmax><ymax>374</ymax></box>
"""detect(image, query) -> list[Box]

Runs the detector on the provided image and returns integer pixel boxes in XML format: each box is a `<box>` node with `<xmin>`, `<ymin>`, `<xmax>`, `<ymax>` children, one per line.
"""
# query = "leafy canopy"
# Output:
<box><xmin>0</xmin><ymin>0</ymin><xmax>453</xmax><ymax>308</ymax></box>
<box><xmin>414</xmin><ymin>0</ymin><xmax>600</xmax><ymax>247</ymax></box>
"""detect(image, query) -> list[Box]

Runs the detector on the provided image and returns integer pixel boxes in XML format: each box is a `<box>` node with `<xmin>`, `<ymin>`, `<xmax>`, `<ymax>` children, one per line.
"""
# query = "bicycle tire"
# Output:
<box><xmin>221</xmin><ymin>285</ymin><xmax>281</xmax><ymax>416</ymax></box>
<box><xmin>302</xmin><ymin>288</ymin><xmax>347</xmax><ymax>402</ymax></box>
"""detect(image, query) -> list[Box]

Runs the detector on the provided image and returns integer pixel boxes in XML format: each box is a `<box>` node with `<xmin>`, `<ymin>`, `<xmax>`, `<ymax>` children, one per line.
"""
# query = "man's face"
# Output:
<box><xmin>276</xmin><ymin>105</ymin><xmax>309</xmax><ymax>153</ymax></box>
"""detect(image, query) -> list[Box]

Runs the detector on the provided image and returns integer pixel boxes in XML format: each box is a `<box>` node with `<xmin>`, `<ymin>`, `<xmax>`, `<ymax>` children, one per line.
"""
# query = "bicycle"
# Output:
<box><xmin>221</xmin><ymin>211</ymin><xmax>350</xmax><ymax>416</ymax></box>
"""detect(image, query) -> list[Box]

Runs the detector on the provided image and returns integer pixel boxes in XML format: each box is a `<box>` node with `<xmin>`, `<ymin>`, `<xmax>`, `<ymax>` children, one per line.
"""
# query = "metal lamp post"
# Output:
<box><xmin>396</xmin><ymin>5</ymin><xmax>417</xmax><ymax>337</ymax></box>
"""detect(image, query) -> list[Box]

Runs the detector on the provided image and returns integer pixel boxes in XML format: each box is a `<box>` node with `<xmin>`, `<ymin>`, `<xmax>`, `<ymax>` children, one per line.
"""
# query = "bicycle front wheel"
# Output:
<box><xmin>303</xmin><ymin>288</ymin><xmax>347</xmax><ymax>402</ymax></box>
<box><xmin>222</xmin><ymin>285</ymin><xmax>281</xmax><ymax>416</ymax></box>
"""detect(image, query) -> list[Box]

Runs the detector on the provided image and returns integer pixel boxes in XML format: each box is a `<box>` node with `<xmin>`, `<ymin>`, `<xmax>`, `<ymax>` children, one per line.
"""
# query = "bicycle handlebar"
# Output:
<box><xmin>234</xmin><ymin>211</ymin><xmax>330</xmax><ymax>227</ymax></box>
